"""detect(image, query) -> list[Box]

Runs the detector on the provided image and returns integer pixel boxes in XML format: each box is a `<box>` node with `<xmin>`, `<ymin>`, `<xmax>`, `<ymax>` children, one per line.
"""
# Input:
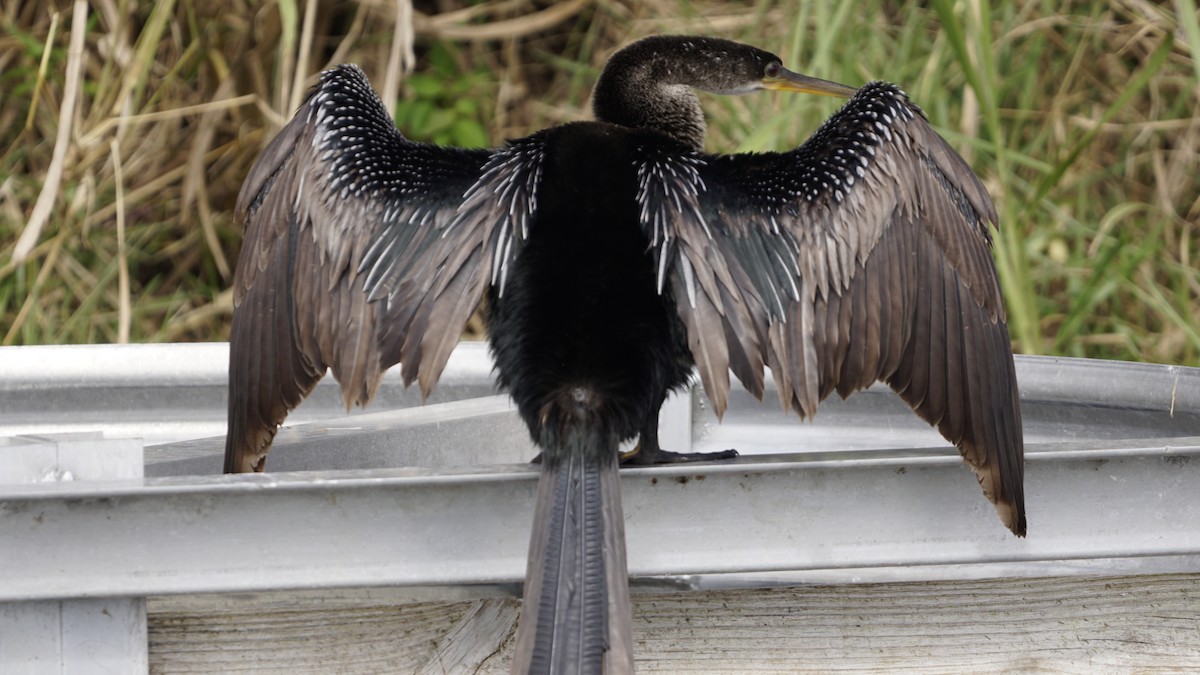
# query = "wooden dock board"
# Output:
<box><xmin>147</xmin><ymin>573</ymin><xmax>1200</xmax><ymax>673</ymax></box>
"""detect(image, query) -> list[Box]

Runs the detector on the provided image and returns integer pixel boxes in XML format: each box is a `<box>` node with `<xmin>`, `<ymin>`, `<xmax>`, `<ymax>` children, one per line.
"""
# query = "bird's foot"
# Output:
<box><xmin>619</xmin><ymin>443</ymin><xmax>738</xmax><ymax>465</ymax></box>
<box><xmin>531</xmin><ymin>446</ymin><xmax>739</xmax><ymax>465</ymax></box>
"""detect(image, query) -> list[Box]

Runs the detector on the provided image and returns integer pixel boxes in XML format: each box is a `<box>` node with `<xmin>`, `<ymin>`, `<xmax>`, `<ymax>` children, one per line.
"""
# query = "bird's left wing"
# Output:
<box><xmin>227</xmin><ymin>65</ymin><xmax>542</xmax><ymax>472</ymax></box>
<box><xmin>635</xmin><ymin>82</ymin><xmax>1024</xmax><ymax>534</ymax></box>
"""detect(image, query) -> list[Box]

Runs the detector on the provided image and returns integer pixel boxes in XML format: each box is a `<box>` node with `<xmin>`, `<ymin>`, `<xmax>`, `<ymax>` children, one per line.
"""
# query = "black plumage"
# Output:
<box><xmin>225</xmin><ymin>35</ymin><xmax>1025</xmax><ymax>674</ymax></box>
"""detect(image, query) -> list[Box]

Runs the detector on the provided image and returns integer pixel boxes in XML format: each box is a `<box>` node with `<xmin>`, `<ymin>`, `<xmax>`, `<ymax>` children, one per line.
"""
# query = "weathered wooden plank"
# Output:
<box><xmin>416</xmin><ymin>599</ymin><xmax>519</xmax><ymax>674</ymax></box>
<box><xmin>147</xmin><ymin>574</ymin><xmax>1200</xmax><ymax>673</ymax></box>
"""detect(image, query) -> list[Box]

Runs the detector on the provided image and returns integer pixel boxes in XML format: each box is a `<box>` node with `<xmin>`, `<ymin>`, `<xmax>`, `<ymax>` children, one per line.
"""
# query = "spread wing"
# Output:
<box><xmin>637</xmin><ymin>82</ymin><xmax>1025</xmax><ymax>535</ymax></box>
<box><xmin>226</xmin><ymin>65</ymin><xmax>542</xmax><ymax>472</ymax></box>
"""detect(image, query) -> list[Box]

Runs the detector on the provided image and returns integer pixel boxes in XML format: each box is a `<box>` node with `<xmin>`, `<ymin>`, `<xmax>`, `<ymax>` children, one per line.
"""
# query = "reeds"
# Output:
<box><xmin>1</xmin><ymin>0</ymin><xmax>1197</xmax><ymax>364</ymax></box>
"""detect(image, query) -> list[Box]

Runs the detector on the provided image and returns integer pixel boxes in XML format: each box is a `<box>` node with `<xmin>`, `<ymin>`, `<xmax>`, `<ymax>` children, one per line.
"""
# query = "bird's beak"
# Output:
<box><xmin>764</xmin><ymin>67</ymin><xmax>857</xmax><ymax>98</ymax></box>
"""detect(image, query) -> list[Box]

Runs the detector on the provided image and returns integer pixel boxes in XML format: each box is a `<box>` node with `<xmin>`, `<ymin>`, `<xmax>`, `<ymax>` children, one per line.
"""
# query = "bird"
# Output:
<box><xmin>224</xmin><ymin>35</ymin><xmax>1025</xmax><ymax>674</ymax></box>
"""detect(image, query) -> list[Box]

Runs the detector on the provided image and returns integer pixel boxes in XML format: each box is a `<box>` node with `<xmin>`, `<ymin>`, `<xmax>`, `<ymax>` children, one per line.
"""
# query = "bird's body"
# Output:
<box><xmin>488</xmin><ymin>124</ymin><xmax>704</xmax><ymax>673</ymax></box>
<box><xmin>486</xmin><ymin>123</ymin><xmax>693</xmax><ymax>458</ymax></box>
<box><xmin>225</xmin><ymin>35</ymin><xmax>1025</xmax><ymax>674</ymax></box>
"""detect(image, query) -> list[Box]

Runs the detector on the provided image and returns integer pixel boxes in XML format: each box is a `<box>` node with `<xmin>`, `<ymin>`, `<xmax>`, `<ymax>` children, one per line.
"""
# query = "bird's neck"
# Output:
<box><xmin>592</xmin><ymin>59</ymin><xmax>706</xmax><ymax>152</ymax></box>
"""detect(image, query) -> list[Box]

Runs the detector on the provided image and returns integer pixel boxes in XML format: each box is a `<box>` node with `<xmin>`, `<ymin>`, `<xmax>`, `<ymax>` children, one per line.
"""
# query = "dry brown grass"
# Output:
<box><xmin>1</xmin><ymin>0</ymin><xmax>1198</xmax><ymax>365</ymax></box>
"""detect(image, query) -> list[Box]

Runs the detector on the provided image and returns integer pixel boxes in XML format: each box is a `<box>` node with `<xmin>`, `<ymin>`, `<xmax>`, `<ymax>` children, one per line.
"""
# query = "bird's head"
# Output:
<box><xmin>601</xmin><ymin>35</ymin><xmax>858</xmax><ymax>97</ymax></box>
<box><xmin>593</xmin><ymin>35</ymin><xmax>857</xmax><ymax>150</ymax></box>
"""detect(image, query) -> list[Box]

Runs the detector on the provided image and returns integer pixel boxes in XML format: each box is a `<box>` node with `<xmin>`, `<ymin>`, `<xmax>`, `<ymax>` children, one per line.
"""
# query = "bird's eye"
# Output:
<box><xmin>765</xmin><ymin>62</ymin><xmax>781</xmax><ymax>77</ymax></box>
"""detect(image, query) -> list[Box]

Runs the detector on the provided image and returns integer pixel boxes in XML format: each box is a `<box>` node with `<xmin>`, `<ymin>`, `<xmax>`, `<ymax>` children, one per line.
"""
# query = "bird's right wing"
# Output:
<box><xmin>636</xmin><ymin>82</ymin><xmax>1024</xmax><ymax>534</ymax></box>
<box><xmin>227</xmin><ymin>65</ymin><xmax>543</xmax><ymax>472</ymax></box>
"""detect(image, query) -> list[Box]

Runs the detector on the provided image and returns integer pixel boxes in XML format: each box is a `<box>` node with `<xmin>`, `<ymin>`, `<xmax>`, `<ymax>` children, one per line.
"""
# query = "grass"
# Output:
<box><xmin>1</xmin><ymin>0</ymin><xmax>1197</xmax><ymax>366</ymax></box>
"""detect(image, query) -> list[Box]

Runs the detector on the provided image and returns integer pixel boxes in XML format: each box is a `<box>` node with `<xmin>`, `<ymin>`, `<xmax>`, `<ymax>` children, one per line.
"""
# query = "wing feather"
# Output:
<box><xmin>636</xmin><ymin>81</ymin><xmax>1025</xmax><ymax>534</ymax></box>
<box><xmin>225</xmin><ymin>65</ymin><xmax>541</xmax><ymax>473</ymax></box>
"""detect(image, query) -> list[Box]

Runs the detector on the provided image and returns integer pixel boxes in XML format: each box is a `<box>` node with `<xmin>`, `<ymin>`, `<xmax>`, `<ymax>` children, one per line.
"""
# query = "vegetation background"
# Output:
<box><xmin>1</xmin><ymin>0</ymin><xmax>1197</xmax><ymax>365</ymax></box>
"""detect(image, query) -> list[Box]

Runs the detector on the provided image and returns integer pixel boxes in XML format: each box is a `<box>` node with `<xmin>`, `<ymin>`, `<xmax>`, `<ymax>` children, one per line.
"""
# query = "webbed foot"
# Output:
<box><xmin>620</xmin><ymin>443</ymin><xmax>738</xmax><ymax>465</ymax></box>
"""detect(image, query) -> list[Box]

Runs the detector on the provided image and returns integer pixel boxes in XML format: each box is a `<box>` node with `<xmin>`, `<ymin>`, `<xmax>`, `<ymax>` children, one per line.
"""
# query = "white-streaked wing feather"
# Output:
<box><xmin>226</xmin><ymin>65</ymin><xmax>542</xmax><ymax>473</ymax></box>
<box><xmin>634</xmin><ymin>82</ymin><xmax>1024</xmax><ymax>535</ymax></box>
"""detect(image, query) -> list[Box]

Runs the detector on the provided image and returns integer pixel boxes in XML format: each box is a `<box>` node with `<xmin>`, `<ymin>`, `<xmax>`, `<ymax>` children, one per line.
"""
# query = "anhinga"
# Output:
<box><xmin>225</xmin><ymin>35</ymin><xmax>1024</xmax><ymax>674</ymax></box>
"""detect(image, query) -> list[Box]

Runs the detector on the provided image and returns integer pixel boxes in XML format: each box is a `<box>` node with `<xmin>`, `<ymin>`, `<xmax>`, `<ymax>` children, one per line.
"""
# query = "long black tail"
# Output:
<box><xmin>512</xmin><ymin>449</ymin><xmax>633</xmax><ymax>674</ymax></box>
